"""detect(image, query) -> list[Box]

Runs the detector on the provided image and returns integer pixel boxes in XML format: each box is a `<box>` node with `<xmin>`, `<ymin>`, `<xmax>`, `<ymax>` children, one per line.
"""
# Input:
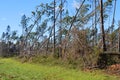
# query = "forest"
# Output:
<box><xmin>0</xmin><ymin>0</ymin><xmax>120</xmax><ymax>80</ymax></box>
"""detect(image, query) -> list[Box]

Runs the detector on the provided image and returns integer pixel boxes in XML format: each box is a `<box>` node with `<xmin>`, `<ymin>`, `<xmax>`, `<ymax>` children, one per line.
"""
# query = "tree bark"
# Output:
<box><xmin>58</xmin><ymin>0</ymin><xmax>63</xmax><ymax>57</ymax></box>
<box><xmin>53</xmin><ymin>0</ymin><xmax>56</xmax><ymax>55</ymax></box>
<box><xmin>118</xmin><ymin>21</ymin><xmax>120</xmax><ymax>52</ymax></box>
<box><xmin>100</xmin><ymin>0</ymin><xmax>106</xmax><ymax>51</ymax></box>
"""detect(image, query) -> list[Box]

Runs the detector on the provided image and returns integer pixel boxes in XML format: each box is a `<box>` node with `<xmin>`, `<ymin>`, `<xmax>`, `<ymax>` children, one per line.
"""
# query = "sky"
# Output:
<box><xmin>0</xmin><ymin>0</ymin><xmax>75</xmax><ymax>36</ymax></box>
<box><xmin>0</xmin><ymin>0</ymin><xmax>120</xmax><ymax>36</ymax></box>
<box><xmin>0</xmin><ymin>0</ymin><xmax>51</xmax><ymax>36</ymax></box>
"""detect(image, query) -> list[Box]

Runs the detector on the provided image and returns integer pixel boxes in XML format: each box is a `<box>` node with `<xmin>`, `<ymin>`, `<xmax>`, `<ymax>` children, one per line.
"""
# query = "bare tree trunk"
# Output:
<box><xmin>111</xmin><ymin>0</ymin><xmax>116</xmax><ymax>32</ymax></box>
<box><xmin>94</xmin><ymin>0</ymin><xmax>97</xmax><ymax>45</ymax></box>
<box><xmin>110</xmin><ymin>0</ymin><xmax>116</xmax><ymax>51</ymax></box>
<box><xmin>53</xmin><ymin>0</ymin><xmax>56</xmax><ymax>55</ymax></box>
<box><xmin>58</xmin><ymin>0</ymin><xmax>63</xmax><ymax>57</ymax></box>
<box><xmin>100</xmin><ymin>0</ymin><xmax>106</xmax><ymax>51</ymax></box>
<box><xmin>92</xmin><ymin>0</ymin><xmax>94</xmax><ymax>46</ymax></box>
<box><xmin>118</xmin><ymin>21</ymin><xmax>120</xmax><ymax>52</ymax></box>
<box><xmin>46</xmin><ymin>27</ymin><xmax>53</xmax><ymax>54</ymax></box>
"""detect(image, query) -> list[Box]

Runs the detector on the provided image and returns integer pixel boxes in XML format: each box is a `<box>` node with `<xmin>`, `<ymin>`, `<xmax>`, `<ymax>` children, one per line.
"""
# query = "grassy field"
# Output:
<box><xmin>0</xmin><ymin>58</ymin><xmax>119</xmax><ymax>80</ymax></box>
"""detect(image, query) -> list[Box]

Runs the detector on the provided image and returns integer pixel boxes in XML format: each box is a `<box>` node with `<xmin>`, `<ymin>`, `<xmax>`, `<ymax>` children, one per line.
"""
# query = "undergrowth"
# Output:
<box><xmin>0</xmin><ymin>58</ymin><xmax>119</xmax><ymax>80</ymax></box>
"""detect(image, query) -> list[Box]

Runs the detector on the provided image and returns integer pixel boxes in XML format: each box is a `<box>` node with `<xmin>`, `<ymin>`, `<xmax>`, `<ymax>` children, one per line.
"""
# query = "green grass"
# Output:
<box><xmin>0</xmin><ymin>58</ymin><xmax>119</xmax><ymax>80</ymax></box>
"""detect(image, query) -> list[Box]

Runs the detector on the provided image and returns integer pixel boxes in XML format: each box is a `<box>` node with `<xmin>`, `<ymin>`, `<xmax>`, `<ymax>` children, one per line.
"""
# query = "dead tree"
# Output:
<box><xmin>53</xmin><ymin>0</ymin><xmax>56</xmax><ymax>55</ymax></box>
<box><xmin>100</xmin><ymin>0</ymin><xmax>106</xmax><ymax>51</ymax></box>
<box><xmin>118</xmin><ymin>21</ymin><xmax>120</xmax><ymax>52</ymax></box>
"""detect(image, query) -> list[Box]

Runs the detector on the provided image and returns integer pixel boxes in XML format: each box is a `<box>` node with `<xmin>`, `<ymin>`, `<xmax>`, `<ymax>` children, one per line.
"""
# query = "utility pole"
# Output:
<box><xmin>100</xmin><ymin>0</ymin><xmax>107</xmax><ymax>51</ymax></box>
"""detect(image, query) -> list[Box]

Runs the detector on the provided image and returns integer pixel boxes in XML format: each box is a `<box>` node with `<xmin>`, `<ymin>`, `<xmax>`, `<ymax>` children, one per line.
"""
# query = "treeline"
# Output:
<box><xmin>0</xmin><ymin>0</ymin><xmax>120</xmax><ymax>68</ymax></box>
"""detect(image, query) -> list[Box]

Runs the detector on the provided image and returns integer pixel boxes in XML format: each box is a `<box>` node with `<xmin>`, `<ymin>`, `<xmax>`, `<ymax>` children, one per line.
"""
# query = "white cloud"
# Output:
<box><xmin>72</xmin><ymin>0</ymin><xmax>80</xmax><ymax>9</ymax></box>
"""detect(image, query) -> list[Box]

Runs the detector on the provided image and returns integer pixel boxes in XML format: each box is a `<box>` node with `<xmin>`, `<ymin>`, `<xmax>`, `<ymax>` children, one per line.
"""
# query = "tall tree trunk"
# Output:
<box><xmin>100</xmin><ymin>0</ymin><xmax>106</xmax><ymax>51</ymax></box>
<box><xmin>111</xmin><ymin>0</ymin><xmax>116</xmax><ymax>32</ymax></box>
<box><xmin>92</xmin><ymin>0</ymin><xmax>94</xmax><ymax>46</ymax></box>
<box><xmin>94</xmin><ymin>0</ymin><xmax>97</xmax><ymax>45</ymax></box>
<box><xmin>53</xmin><ymin>0</ymin><xmax>56</xmax><ymax>55</ymax></box>
<box><xmin>110</xmin><ymin>0</ymin><xmax>116</xmax><ymax>51</ymax></box>
<box><xmin>118</xmin><ymin>21</ymin><xmax>120</xmax><ymax>52</ymax></box>
<box><xmin>58</xmin><ymin>0</ymin><xmax>63</xmax><ymax>57</ymax></box>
